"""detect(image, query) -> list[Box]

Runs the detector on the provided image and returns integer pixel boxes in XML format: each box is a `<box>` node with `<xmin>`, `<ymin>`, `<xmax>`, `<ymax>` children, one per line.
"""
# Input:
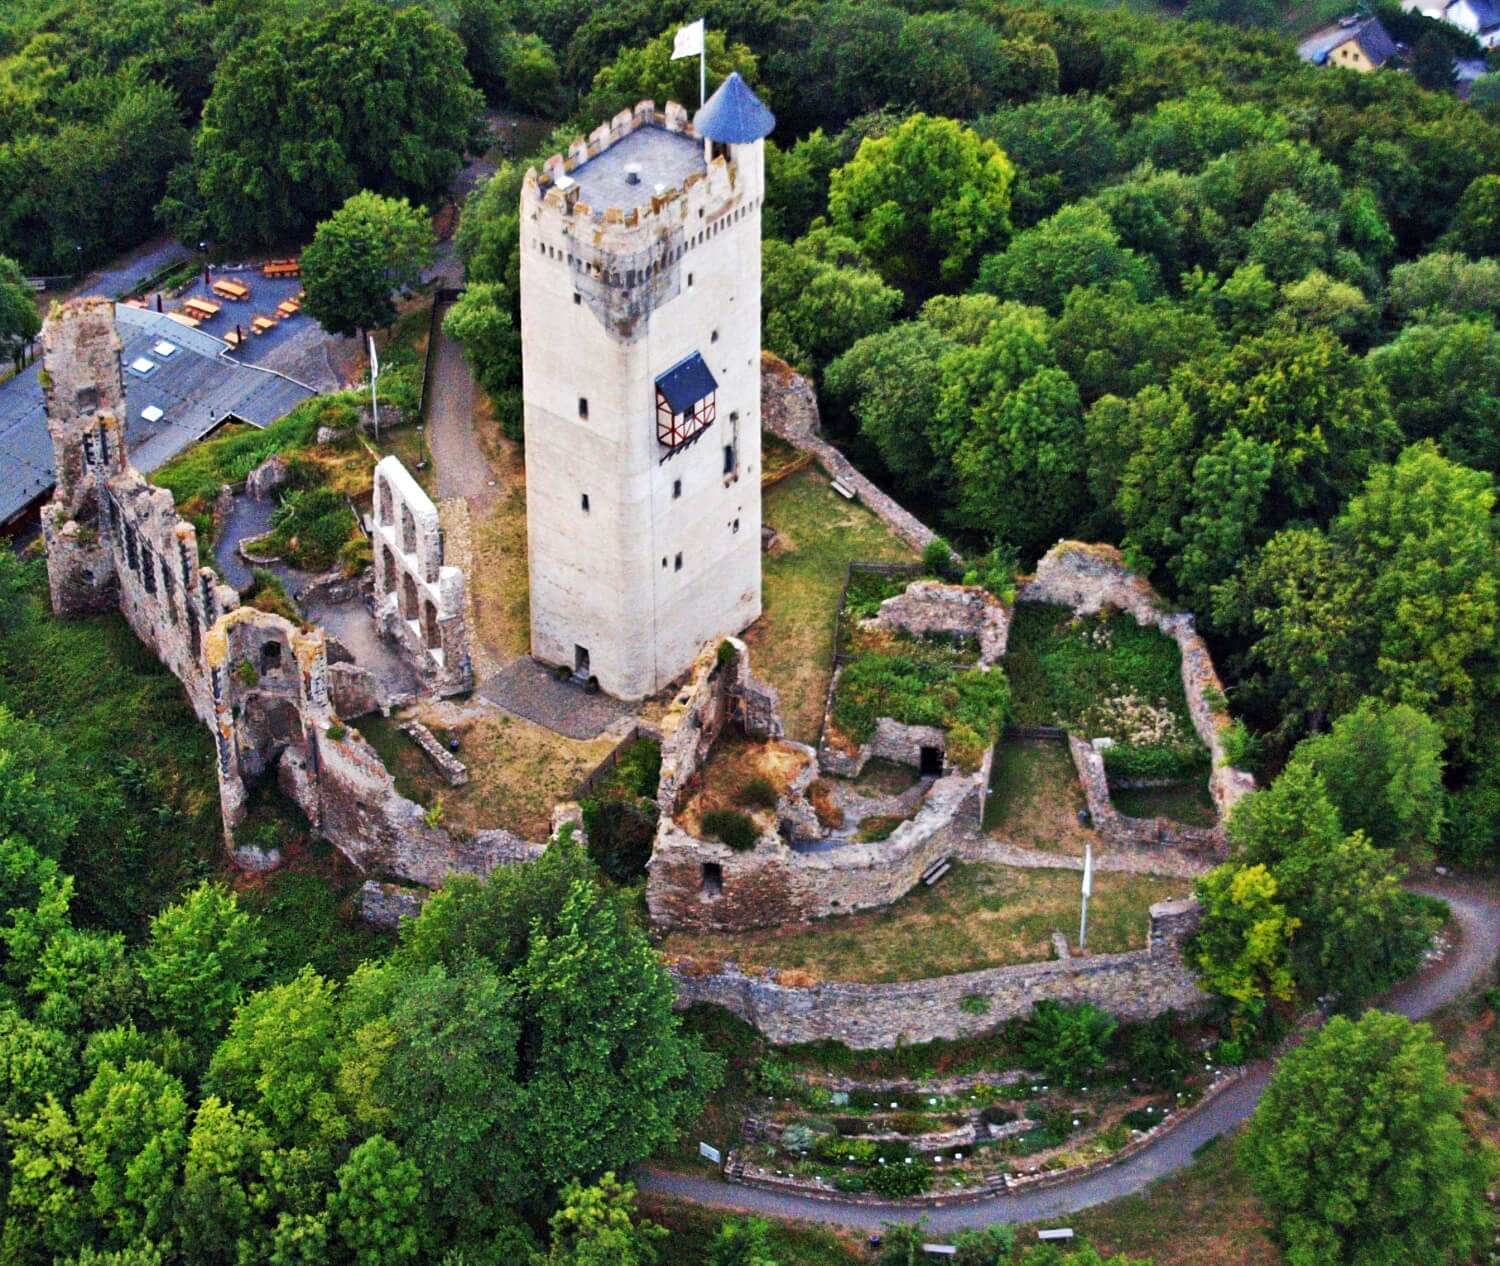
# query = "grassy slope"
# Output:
<box><xmin>661</xmin><ymin>863</ymin><xmax>1187</xmax><ymax>982</ymax></box>
<box><xmin>746</xmin><ymin>463</ymin><xmax>917</xmax><ymax>744</ymax></box>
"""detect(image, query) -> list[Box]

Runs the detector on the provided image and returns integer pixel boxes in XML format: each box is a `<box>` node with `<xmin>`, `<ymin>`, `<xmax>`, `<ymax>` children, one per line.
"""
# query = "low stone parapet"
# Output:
<box><xmin>399</xmin><ymin>719</ymin><xmax>469</xmax><ymax>786</ymax></box>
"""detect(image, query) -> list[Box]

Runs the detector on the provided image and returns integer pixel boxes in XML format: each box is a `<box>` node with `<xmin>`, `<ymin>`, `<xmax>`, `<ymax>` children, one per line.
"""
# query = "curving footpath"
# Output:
<box><xmin>638</xmin><ymin>880</ymin><xmax>1500</xmax><ymax>1233</ymax></box>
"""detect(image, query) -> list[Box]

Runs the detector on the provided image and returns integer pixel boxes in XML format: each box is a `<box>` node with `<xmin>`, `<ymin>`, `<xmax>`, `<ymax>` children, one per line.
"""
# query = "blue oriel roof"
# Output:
<box><xmin>656</xmin><ymin>352</ymin><xmax>718</xmax><ymax>413</ymax></box>
<box><xmin>693</xmin><ymin>72</ymin><xmax>775</xmax><ymax>144</ymax></box>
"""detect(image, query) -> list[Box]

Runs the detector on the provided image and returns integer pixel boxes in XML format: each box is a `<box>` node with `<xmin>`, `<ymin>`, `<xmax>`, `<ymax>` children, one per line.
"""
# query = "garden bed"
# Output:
<box><xmin>1110</xmin><ymin>781</ymin><xmax>1218</xmax><ymax>828</ymax></box>
<box><xmin>659</xmin><ymin>863</ymin><xmax>1185</xmax><ymax>983</ymax></box>
<box><xmin>1006</xmin><ymin>604</ymin><xmax>1207</xmax><ymax>780</ymax></box>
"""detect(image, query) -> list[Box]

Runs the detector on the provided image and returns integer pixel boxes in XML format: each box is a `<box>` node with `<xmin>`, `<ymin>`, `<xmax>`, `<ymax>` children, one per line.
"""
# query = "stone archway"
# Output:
<box><xmin>381</xmin><ymin>544</ymin><xmax>397</xmax><ymax>594</ymax></box>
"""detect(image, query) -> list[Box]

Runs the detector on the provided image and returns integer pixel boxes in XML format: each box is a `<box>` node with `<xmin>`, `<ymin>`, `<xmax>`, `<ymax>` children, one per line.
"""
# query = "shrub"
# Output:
<box><xmin>1122</xmin><ymin>1106</ymin><xmax>1164</xmax><ymax>1131</ymax></box>
<box><xmin>1021</xmin><ymin>1001</ymin><xmax>1117</xmax><ymax>1088</ymax></box>
<box><xmin>858</xmin><ymin>814</ymin><xmax>905</xmax><ymax>842</ymax></box>
<box><xmin>872</xmin><ymin>1139</ymin><xmax>912</xmax><ymax>1163</ymax></box>
<box><xmin>945</xmin><ymin>723</ymin><xmax>987</xmax><ymax>772</ymax></box>
<box><xmin>866</xmin><ymin>1159</ymin><xmax>933</xmax><ymax>1197</ymax></box>
<box><xmin>1213</xmin><ymin>1038</ymin><xmax>1246</xmax><ymax>1066</ymax></box>
<box><xmin>780</xmin><ymin>1123</ymin><xmax>821</xmax><ymax>1154</ymax></box>
<box><xmin>833</xmin><ymin>1172</ymin><xmax>868</xmax><ymax>1192</ymax></box>
<box><xmin>716</xmin><ymin>639</ymin><xmax>738</xmax><ymax>669</ymax></box>
<box><xmin>1119</xmin><ymin>1011</ymin><xmax>1188</xmax><ymax>1090</ymax></box>
<box><xmin>815</xmin><ymin>1134</ymin><xmax>877</xmax><ymax>1164</ymax></box>
<box><xmin>737</xmin><ymin>775</ymin><xmax>779</xmax><ymax>809</ymax></box>
<box><xmin>959</xmin><ymin>993</ymin><xmax>991</xmax><ymax>1016</ymax></box>
<box><xmin>888</xmin><ymin>1111</ymin><xmax>939</xmax><ymax>1134</ymax></box>
<box><xmin>700</xmin><ymin>809</ymin><xmax>759</xmax><ymax>851</ymax></box>
<box><xmin>1221</xmin><ymin>718</ymin><xmax>1259</xmax><ymax>770</ymax></box>
<box><xmin>326</xmin><ymin>723</ymin><xmax>346</xmax><ymax>741</ymax></box>
<box><xmin>754</xmin><ymin>1056</ymin><xmax>799</xmax><ymax>1098</ymax></box>
<box><xmin>235</xmin><ymin>660</ymin><xmax>259</xmax><ymax>687</ymax></box>
<box><xmin>980</xmin><ymin>1104</ymin><xmax>1016</xmax><ymax>1127</ymax></box>
<box><xmin>923</xmin><ymin>535</ymin><xmax>961</xmax><ymax>581</ymax></box>
<box><xmin>833</xmin><ymin>649</ymin><xmax>1009</xmax><ymax>747</ymax></box>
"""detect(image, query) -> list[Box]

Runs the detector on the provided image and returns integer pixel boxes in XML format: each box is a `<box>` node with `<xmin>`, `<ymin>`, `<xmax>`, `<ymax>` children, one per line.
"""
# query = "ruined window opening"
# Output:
<box><xmin>581</xmin><ymin>493</ymin><xmax>590</xmax><ymax>512</ymax></box>
<box><xmin>575</xmin><ymin>645</ymin><xmax>590</xmax><ymax>674</ymax></box>
<box><xmin>702</xmin><ymin>863</ymin><xmax>723</xmax><ymax>896</ymax></box>
<box><xmin>920</xmin><ymin>746</ymin><xmax>943</xmax><ymax>777</ymax></box>
<box><xmin>260</xmin><ymin>640</ymin><xmax>282</xmax><ymax>675</ymax></box>
<box><xmin>187</xmin><ymin>604</ymin><xmax>201</xmax><ymax>660</ymax></box>
<box><xmin>75</xmin><ymin>387</ymin><xmax>98</xmax><ymax>411</ymax></box>
<box><xmin>124</xmin><ymin>524</ymin><xmax>139</xmax><ymax>573</ymax></box>
<box><xmin>578</xmin><ymin>396</ymin><xmax>589</xmax><ymax>419</ymax></box>
<box><xmin>381</xmin><ymin>545</ymin><xmax>397</xmax><ymax>594</ymax></box>
<box><xmin>675</xmin><ymin>552</ymin><xmax>683</xmax><ymax>572</ymax></box>
<box><xmin>424</xmin><ymin>601</ymin><xmax>441</xmax><ymax>650</ymax></box>
<box><xmin>140</xmin><ymin>548</ymin><xmax>157</xmax><ymax>596</ymax></box>
<box><xmin>400</xmin><ymin>504</ymin><xmax>417</xmax><ymax>554</ymax></box>
<box><xmin>377</xmin><ymin>477</ymin><xmax>394</xmax><ymax>526</ymax></box>
<box><xmin>401</xmin><ymin>573</ymin><xmax>418</xmax><ymax>621</ymax></box>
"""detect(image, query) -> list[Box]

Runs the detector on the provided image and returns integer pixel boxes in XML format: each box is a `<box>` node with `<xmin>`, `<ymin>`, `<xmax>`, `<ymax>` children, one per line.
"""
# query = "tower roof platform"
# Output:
<box><xmin>568</xmin><ymin>125</ymin><xmax>705</xmax><ymax>214</ymax></box>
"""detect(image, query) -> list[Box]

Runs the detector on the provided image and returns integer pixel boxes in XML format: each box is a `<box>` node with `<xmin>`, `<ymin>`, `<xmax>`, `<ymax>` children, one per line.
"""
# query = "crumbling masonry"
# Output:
<box><xmin>39</xmin><ymin>299</ymin><xmax>531</xmax><ymax>881</ymax></box>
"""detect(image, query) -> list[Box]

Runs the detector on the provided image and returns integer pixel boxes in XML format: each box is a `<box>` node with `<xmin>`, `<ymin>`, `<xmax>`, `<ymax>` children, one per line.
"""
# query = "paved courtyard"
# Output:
<box><xmin>477</xmin><ymin>657</ymin><xmax>635</xmax><ymax>740</ymax></box>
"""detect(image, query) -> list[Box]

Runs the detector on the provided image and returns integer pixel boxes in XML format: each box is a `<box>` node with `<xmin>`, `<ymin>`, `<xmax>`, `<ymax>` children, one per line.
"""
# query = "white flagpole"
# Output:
<box><xmin>1079</xmin><ymin>842</ymin><xmax>1093</xmax><ymax>951</ymax></box>
<box><xmin>700</xmin><ymin>28</ymin><xmax>706</xmax><ymax>109</ymax></box>
<box><xmin>369</xmin><ymin>333</ymin><xmax>380</xmax><ymax>442</ymax></box>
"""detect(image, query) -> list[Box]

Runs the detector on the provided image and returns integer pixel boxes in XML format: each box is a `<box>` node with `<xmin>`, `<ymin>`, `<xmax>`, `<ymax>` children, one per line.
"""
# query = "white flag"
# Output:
<box><xmin>368</xmin><ymin>334</ymin><xmax>379</xmax><ymax>379</ymax></box>
<box><xmin>672</xmin><ymin>18</ymin><xmax>705</xmax><ymax>59</ymax></box>
<box><xmin>1081</xmin><ymin>843</ymin><xmax>1093</xmax><ymax>899</ymax></box>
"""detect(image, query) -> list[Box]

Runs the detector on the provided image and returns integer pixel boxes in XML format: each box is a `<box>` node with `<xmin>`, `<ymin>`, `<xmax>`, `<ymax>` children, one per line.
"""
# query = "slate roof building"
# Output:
<box><xmin>1300</xmin><ymin>16</ymin><xmax>1401</xmax><ymax>69</ymax></box>
<box><xmin>0</xmin><ymin>303</ymin><xmax>313</xmax><ymax>529</ymax></box>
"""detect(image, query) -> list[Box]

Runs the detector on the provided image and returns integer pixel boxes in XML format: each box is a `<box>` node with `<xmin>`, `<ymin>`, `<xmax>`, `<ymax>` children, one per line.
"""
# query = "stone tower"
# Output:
<box><xmin>519</xmin><ymin>74</ymin><xmax>774</xmax><ymax>700</ymax></box>
<box><xmin>39</xmin><ymin>297</ymin><xmax>127</xmax><ymax>616</ymax></box>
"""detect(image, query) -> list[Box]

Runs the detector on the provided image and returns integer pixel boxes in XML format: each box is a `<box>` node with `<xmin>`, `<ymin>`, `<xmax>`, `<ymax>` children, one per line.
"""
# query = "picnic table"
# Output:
<box><xmin>166</xmin><ymin>311</ymin><xmax>201</xmax><ymax>328</ymax></box>
<box><xmin>183</xmin><ymin>297</ymin><xmax>221</xmax><ymax>320</ymax></box>
<box><xmin>263</xmin><ymin>258</ymin><xmax>301</xmax><ymax>278</ymax></box>
<box><xmin>250</xmin><ymin>316</ymin><xmax>278</xmax><ymax>335</ymax></box>
<box><xmin>211</xmin><ymin>278</ymin><xmax>250</xmax><ymax>301</ymax></box>
<box><xmin>275</xmin><ymin>298</ymin><xmax>301</xmax><ymax>319</ymax></box>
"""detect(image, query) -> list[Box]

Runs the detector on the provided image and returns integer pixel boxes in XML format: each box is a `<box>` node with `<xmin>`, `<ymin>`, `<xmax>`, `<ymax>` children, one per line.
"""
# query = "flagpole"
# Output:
<box><xmin>700</xmin><ymin>36</ymin><xmax>706</xmax><ymax>109</ymax></box>
<box><xmin>1079</xmin><ymin>842</ymin><xmax>1092</xmax><ymax>952</ymax></box>
<box><xmin>369</xmin><ymin>333</ymin><xmax>380</xmax><ymax>442</ymax></box>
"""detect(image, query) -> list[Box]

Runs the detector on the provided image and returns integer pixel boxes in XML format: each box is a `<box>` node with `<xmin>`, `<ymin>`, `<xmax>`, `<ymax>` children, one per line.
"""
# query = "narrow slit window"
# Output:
<box><xmin>672</xmin><ymin>479</ymin><xmax>682</xmax><ymax>499</ymax></box>
<box><xmin>674</xmin><ymin>552</ymin><xmax>683</xmax><ymax>572</ymax></box>
<box><xmin>580</xmin><ymin>493</ymin><xmax>590</xmax><ymax>512</ymax></box>
<box><xmin>578</xmin><ymin>396</ymin><xmax>589</xmax><ymax>419</ymax></box>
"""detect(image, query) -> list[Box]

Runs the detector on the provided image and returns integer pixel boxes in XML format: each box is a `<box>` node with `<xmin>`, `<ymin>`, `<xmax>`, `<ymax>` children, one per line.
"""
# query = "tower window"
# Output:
<box><xmin>573</xmin><ymin>292</ymin><xmax>581</xmax><ymax>305</ymax></box>
<box><xmin>733</xmin><ymin>518</ymin><xmax>740</xmax><ymax>533</ymax></box>
<box><xmin>723</xmin><ymin>444</ymin><xmax>736</xmax><ymax>475</ymax></box>
<box><xmin>711</xmin><ymin>329</ymin><xmax>719</xmax><ymax>343</ymax></box>
<box><xmin>578</xmin><ymin>397</ymin><xmax>588</xmax><ymax>419</ymax></box>
<box><xmin>673</xmin><ymin>479</ymin><xmax>682</xmax><ymax>499</ymax></box>
<box><xmin>580</xmin><ymin>493</ymin><xmax>589</xmax><ymax>512</ymax></box>
<box><xmin>675</xmin><ymin>552</ymin><xmax>684</xmax><ymax>572</ymax></box>
<box><xmin>687</xmin><ymin>273</ymin><xmax>694</xmax><ymax>288</ymax></box>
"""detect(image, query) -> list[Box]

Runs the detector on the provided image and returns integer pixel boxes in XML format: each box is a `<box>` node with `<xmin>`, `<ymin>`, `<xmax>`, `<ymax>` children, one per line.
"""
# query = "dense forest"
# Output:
<box><xmin>2</xmin><ymin>0</ymin><xmax>1500</xmax><ymax>1262</ymax></box>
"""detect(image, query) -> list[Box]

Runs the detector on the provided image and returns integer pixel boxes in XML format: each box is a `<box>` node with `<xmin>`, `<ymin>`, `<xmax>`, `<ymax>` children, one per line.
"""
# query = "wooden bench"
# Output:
<box><xmin>211</xmin><ymin>278</ymin><xmax>250</xmax><ymax>301</ymax></box>
<box><xmin>250</xmin><ymin>316</ymin><xmax>278</xmax><ymax>335</ymax></box>
<box><xmin>830</xmin><ymin>478</ymin><xmax>857</xmax><ymax>500</ymax></box>
<box><xmin>263</xmin><ymin>258</ymin><xmax>301</xmax><ymax>278</ymax></box>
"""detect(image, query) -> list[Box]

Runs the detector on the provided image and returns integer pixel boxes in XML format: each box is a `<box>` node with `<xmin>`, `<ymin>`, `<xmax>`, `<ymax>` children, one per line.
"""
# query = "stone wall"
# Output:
<box><xmin>669</xmin><ymin>899</ymin><xmax>1207</xmax><ymax>1048</ymax></box>
<box><xmin>371</xmin><ymin>456</ymin><xmax>471</xmax><ymax>697</ymax></box>
<box><xmin>1018</xmin><ymin>541</ymin><xmax>1256</xmax><ymax>821</ymax></box>
<box><xmin>761</xmin><ymin>353</ymin><xmax>937</xmax><ymax>554</ymax></box>
<box><xmin>871</xmin><ymin>581</ymin><xmax>1010</xmax><ymax>665</ymax></box>
<box><xmin>1068</xmin><ymin>737</ymin><xmax>1226</xmax><ymax>860</ymax></box>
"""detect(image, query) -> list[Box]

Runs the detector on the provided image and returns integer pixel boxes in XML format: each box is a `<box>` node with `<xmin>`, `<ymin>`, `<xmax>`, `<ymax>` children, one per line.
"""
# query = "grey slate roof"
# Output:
<box><xmin>693</xmin><ymin>72</ymin><xmax>776</xmax><ymax>143</ymax></box>
<box><xmin>656</xmin><ymin>351</ymin><xmax>718</xmax><ymax>413</ymax></box>
<box><xmin>1465</xmin><ymin>0</ymin><xmax>1500</xmax><ymax>30</ymax></box>
<box><xmin>0</xmin><ymin>305</ymin><xmax>313</xmax><ymax>525</ymax></box>
<box><xmin>1353</xmin><ymin>17</ymin><xmax>1399</xmax><ymax>65</ymax></box>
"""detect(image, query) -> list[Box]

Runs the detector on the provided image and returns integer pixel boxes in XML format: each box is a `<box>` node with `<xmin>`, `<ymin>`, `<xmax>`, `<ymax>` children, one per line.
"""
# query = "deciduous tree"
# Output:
<box><xmin>302</xmin><ymin>193</ymin><xmax>434</xmax><ymax>339</ymax></box>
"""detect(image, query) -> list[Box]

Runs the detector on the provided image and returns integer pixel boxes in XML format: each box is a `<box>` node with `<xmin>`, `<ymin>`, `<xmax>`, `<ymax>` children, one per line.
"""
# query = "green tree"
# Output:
<box><xmin>1412</xmin><ymin>31</ymin><xmax>1457</xmax><ymax>92</ymax></box>
<box><xmin>1224</xmin><ymin>443</ymin><xmax>1500</xmax><ymax>745</ymax></box>
<box><xmin>1052</xmin><ymin>284</ymin><xmax>1222</xmax><ymax>403</ymax></box>
<box><xmin>1387</xmin><ymin>252</ymin><xmax>1500</xmax><ymax>323</ymax></box>
<box><xmin>139</xmin><ymin>882</ymin><xmax>266</xmax><ymax>1063</ymax></box>
<box><xmin>2</xmin><ymin>1093</ymin><xmax>90</xmax><ymax>1263</ymax></box>
<box><xmin>1240</xmin><ymin>1011</ymin><xmax>1495</xmax><ymax>1266</ymax></box>
<box><xmin>577</xmin><ymin>27</ymin><xmax>757</xmax><ymax>125</ymax></box>
<box><xmin>953</xmin><ymin>1226</ymin><xmax>1015</xmax><ymax>1265</ymax></box>
<box><xmin>1186</xmin><ymin>864</ymin><xmax>1299</xmax><ymax>1020</ymax></box>
<box><xmin>530</xmin><ymin>1172</ymin><xmax>664</xmax><ymax>1266</ymax></box>
<box><xmin>976</xmin><ymin>93</ymin><xmax>1123</xmax><ymax>225</ymax></box>
<box><xmin>1127</xmin><ymin>89</ymin><xmax>1287</xmax><ymax>175</ymax></box>
<box><xmin>829</xmin><ymin>114</ymin><xmax>1014</xmax><ymax>301</ymax></box>
<box><xmin>443</xmin><ymin>283</ymin><xmax>522</xmax><ymax>402</ymax></box>
<box><xmin>1285</xmin><ymin>700</ymin><xmax>1444</xmax><ymax>856</ymax></box>
<box><xmin>761</xmin><ymin>229</ymin><xmax>902</xmax><ymax>376</ymax></box>
<box><xmin>0</xmin><ymin>255</ymin><xmax>41</xmax><ymax>372</ymax></box>
<box><xmin>1445</xmin><ymin>173</ymin><xmax>1500</xmax><ymax>257</ymax></box>
<box><xmin>193</xmin><ymin>0</ymin><xmax>483</xmax><ymax>244</ymax></box>
<box><xmin>1369</xmin><ymin>319</ymin><xmax>1500</xmax><ymax>470</ymax></box>
<box><xmin>501</xmin><ymin>34</ymin><xmax>567</xmax><ymax>117</ymax></box>
<box><xmin>977</xmin><ymin>203</ymin><xmax>1158</xmax><ymax>314</ymax></box>
<box><xmin>301</xmin><ymin>192</ymin><xmax>434</xmax><ymax>339</ymax></box>
<box><xmin>73</xmin><ymin>1058</ymin><xmax>188</xmax><ymax>1248</ymax></box>
<box><xmin>329</xmin><ymin>1135</ymin><xmax>427</xmax><ymax>1266</ymax></box>
<box><xmin>708</xmin><ymin>1216</ymin><xmax>778</xmax><ymax>1266</ymax></box>
<box><xmin>1280</xmin><ymin>271</ymin><xmax>1374</xmax><ymax>344</ymax></box>
<box><xmin>177</xmin><ymin>1096</ymin><xmax>279</xmax><ymax>1266</ymax></box>
<box><xmin>0</xmin><ymin>1006</ymin><xmax>75</xmax><ymax>1125</ymax></box>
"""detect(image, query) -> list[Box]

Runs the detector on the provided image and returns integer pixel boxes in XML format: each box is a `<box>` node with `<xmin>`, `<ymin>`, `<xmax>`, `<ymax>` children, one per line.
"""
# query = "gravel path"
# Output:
<box><xmin>425</xmin><ymin>297</ymin><xmax>495</xmax><ymax>512</ymax></box>
<box><xmin>637</xmin><ymin>878</ymin><xmax>1500</xmax><ymax>1231</ymax></box>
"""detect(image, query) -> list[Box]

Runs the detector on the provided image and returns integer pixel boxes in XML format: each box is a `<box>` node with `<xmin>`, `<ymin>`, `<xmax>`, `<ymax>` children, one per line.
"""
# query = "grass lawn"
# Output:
<box><xmin>358</xmin><ymin>705</ymin><xmax>617</xmax><ymax>840</ymax></box>
<box><xmin>470</xmin><ymin>395</ymin><xmax>532</xmax><ymax>661</ymax></box>
<box><xmin>985</xmin><ymin>738</ymin><xmax>1093</xmax><ymax>855</ymax></box>
<box><xmin>1111</xmin><ymin>780</ymin><xmax>1219</xmax><ymax>827</ymax></box>
<box><xmin>660</xmin><ymin>863</ymin><xmax>1187</xmax><ymax>982</ymax></box>
<box><xmin>1035</xmin><ymin>1132</ymin><xmax>1279</xmax><ymax>1266</ymax></box>
<box><xmin>745</xmin><ymin>462</ymin><xmax>916</xmax><ymax>743</ymax></box>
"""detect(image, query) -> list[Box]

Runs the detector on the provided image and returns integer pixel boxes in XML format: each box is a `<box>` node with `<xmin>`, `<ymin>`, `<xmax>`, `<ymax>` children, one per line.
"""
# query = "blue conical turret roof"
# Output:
<box><xmin>693</xmin><ymin>72</ymin><xmax>775</xmax><ymax>143</ymax></box>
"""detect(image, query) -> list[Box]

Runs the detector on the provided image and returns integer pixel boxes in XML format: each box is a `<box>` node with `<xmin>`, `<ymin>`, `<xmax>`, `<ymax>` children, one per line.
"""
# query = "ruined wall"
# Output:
<box><xmin>1018</xmin><ymin>542</ymin><xmax>1256</xmax><ymax>820</ymax></box>
<box><xmin>668</xmin><ymin>899</ymin><xmax>1207</xmax><ymax>1048</ymax></box>
<box><xmin>1068</xmin><ymin>737</ymin><xmax>1226</xmax><ymax>860</ymax></box>
<box><xmin>871</xmin><ymin>581</ymin><xmax>1010</xmax><ymax>665</ymax></box>
<box><xmin>371</xmin><ymin>456</ymin><xmax>471</xmax><ymax>697</ymax></box>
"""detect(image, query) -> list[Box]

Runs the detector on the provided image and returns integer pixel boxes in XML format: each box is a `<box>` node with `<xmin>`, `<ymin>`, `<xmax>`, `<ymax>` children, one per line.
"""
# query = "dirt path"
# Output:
<box><xmin>425</xmin><ymin>298</ymin><xmax>497</xmax><ymax>512</ymax></box>
<box><xmin>637</xmin><ymin>878</ymin><xmax>1500</xmax><ymax>1231</ymax></box>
